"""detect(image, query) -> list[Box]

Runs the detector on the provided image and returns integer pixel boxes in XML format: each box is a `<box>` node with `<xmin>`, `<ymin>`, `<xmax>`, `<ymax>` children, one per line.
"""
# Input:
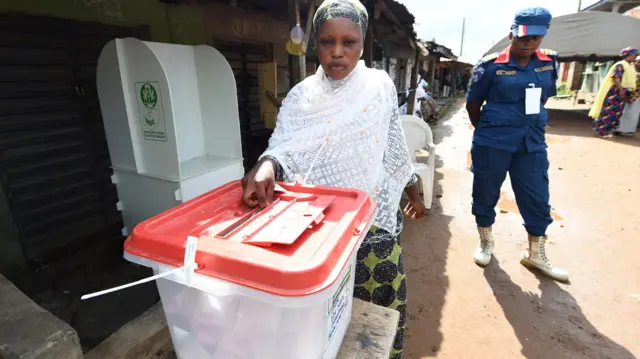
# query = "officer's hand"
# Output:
<box><xmin>242</xmin><ymin>159</ymin><xmax>276</xmax><ymax>208</ymax></box>
<box><xmin>404</xmin><ymin>198</ymin><xmax>427</xmax><ymax>220</ymax></box>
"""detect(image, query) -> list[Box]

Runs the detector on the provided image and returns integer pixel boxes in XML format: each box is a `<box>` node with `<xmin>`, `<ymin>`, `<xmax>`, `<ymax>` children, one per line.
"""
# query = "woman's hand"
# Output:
<box><xmin>620</xmin><ymin>89</ymin><xmax>630</xmax><ymax>102</ymax></box>
<box><xmin>403</xmin><ymin>183</ymin><xmax>428</xmax><ymax>220</ymax></box>
<box><xmin>404</xmin><ymin>198</ymin><xmax>427</xmax><ymax>220</ymax></box>
<box><xmin>241</xmin><ymin>159</ymin><xmax>276</xmax><ymax>208</ymax></box>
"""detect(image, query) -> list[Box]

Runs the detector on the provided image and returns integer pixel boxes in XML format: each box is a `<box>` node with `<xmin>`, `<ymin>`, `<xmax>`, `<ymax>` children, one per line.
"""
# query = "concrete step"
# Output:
<box><xmin>0</xmin><ymin>274</ymin><xmax>82</xmax><ymax>359</ymax></box>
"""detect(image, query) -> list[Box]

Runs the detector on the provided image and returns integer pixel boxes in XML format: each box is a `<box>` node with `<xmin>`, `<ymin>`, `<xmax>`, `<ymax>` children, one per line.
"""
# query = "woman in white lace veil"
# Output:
<box><xmin>241</xmin><ymin>1</ymin><xmax>425</xmax><ymax>356</ymax></box>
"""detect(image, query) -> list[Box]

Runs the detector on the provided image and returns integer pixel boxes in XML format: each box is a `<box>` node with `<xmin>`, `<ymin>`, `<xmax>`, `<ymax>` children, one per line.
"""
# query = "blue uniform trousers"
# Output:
<box><xmin>471</xmin><ymin>140</ymin><xmax>552</xmax><ymax>236</ymax></box>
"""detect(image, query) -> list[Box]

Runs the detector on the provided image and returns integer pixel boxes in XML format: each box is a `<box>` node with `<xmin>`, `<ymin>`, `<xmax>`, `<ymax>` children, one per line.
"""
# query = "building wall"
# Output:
<box><xmin>0</xmin><ymin>1</ymin><xmax>291</xmax><ymax>91</ymax></box>
<box><xmin>0</xmin><ymin>0</ymin><xmax>290</xmax><ymax>274</ymax></box>
<box><xmin>202</xmin><ymin>3</ymin><xmax>290</xmax><ymax>93</ymax></box>
<box><xmin>1</xmin><ymin>0</ymin><xmax>183</xmax><ymax>43</ymax></box>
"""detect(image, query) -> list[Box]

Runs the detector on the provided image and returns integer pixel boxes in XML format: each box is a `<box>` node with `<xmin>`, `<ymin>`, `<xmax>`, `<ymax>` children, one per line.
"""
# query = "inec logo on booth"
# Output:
<box><xmin>140</xmin><ymin>82</ymin><xmax>158</xmax><ymax>108</ymax></box>
<box><xmin>140</xmin><ymin>82</ymin><xmax>158</xmax><ymax>127</ymax></box>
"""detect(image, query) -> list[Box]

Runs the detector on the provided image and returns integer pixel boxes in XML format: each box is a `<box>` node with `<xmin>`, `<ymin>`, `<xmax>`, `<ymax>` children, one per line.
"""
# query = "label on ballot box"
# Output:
<box><xmin>325</xmin><ymin>265</ymin><xmax>352</xmax><ymax>351</ymax></box>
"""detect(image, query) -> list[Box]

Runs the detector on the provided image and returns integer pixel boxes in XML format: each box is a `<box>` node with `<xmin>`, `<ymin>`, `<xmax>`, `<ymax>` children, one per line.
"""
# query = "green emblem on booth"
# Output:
<box><xmin>143</xmin><ymin>116</ymin><xmax>156</xmax><ymax>127</ymax></box>
<box><xmin>140</xmin><ymin>82</ymin><xmax>158</xmax><ymax>109</ymax></box>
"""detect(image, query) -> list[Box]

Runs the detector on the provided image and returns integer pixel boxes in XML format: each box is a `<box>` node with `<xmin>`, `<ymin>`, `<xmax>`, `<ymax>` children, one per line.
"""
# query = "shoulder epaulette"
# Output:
<box><xmin>539</xmin><ymin>49</ymin><xmax>558</xmax><ymax>56</ymax></box>
<box><xmin>476</xmin><ymin>52</ymin><xmax>499</xmax><ymax>66</ymax></box>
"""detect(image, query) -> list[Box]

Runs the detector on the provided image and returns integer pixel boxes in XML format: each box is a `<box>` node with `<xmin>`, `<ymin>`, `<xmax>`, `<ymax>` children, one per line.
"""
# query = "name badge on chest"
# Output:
<box><xmin>535</xmin><ymin>65</ymin><xmax>554</xmax><ymax>73</ymax></box>
<box><xmin>525</xmin><ymin>83</ymin><xmax>542</xmax><ymax>115</ymax></box>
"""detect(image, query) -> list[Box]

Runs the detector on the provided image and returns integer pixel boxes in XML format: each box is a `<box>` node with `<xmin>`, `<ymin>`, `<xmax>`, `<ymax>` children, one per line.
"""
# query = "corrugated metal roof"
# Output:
<box><xmin>426</xmin><ymin>41</ymin><xmax>457</xmax><ymax>60</ymax></box>
<box><xmin>583</xmin><ymin>0</ymin><xmax>640</xmax><ymax>13</ymax></box>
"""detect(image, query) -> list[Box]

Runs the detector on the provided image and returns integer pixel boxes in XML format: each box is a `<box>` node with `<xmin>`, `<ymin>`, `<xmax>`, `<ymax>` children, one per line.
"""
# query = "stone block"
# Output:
<box><xmin>0</xmin><ymin>274</ymin><xmax>82</xmax><ymax>359</ymax></box>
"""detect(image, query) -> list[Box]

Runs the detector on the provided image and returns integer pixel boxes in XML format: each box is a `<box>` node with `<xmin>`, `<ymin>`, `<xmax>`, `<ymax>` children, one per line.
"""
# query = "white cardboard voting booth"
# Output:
<box><xmin>96</xmin><ymin>38</ymin><xmax>244</xmax><ymax>234</ymax></box>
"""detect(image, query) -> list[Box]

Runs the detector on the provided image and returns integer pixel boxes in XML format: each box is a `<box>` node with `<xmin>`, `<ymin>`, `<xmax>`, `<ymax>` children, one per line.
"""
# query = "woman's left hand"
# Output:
<box><xmin>404</xmin><ymin>199</ymin><xmax>427</xmax><ymax>220</ymax></box>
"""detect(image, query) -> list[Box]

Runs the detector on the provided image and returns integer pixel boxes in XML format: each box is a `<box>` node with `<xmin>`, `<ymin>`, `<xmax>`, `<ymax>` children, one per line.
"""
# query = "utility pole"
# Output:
<box><xmin>407</xmin><ymin>44</ymin><xmax>420</xmax><ymax>115</ymax></box>
<box><xmin>460</xmin><ymin>17</ymin><xmax>466</xmax><ymax>57</ymax></box>
<box><xmin>577</xmin><ymin>0</ymin><xmax>582</xmax><ymax>12</ymax></box>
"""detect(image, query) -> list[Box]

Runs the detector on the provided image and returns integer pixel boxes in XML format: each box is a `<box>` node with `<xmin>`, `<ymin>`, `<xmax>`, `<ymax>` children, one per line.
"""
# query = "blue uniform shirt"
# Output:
<box><xmin>466</xmin><ymin>48</ymin><xmax>559</xmax><ymax>153</ymax></box>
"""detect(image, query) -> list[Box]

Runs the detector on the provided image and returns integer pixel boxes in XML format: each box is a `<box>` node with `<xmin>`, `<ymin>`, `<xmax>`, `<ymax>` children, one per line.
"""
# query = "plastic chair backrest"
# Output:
<box><xmin>400</xmin><ymin>115</ymin><xmax>434</xmax><ymax>154</ymax></box>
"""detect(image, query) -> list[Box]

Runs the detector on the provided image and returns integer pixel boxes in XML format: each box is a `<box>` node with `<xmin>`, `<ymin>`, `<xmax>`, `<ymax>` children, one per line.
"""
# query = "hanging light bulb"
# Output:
<box><xmin>290</xmin><ymin>25</ymin><xmax>304</xmax><ymax>45</ymax></box>
<box><xmin>286</xmin><ymin>39</ymin><xmax>306</xmax><ymax>56</ymax></box>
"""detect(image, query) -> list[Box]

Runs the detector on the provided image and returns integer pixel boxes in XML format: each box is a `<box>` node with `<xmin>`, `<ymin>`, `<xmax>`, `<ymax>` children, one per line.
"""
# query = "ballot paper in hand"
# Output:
<box><xmin>525</xmin><ymin>84</ymin><xmax>542</xmax><ymax>115</ymax></box>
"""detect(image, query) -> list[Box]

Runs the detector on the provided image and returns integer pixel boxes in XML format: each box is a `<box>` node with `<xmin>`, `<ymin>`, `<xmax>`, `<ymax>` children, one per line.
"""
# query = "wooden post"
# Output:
<box><xmin>288</xmin><ymin>0</ymin><xmax>301</xmax><ymax>87</ymax></box>
<box><xmin>374</xmin><ymin>0</ymin><xmax>383</xmax><ymax>20</ymax></box>
<box><xmin>407</xmin><ymin>45</ymin><xmax>420</xmax><ymax>115</ymax></box>
<box><xmin>431</xmin><ymin>59</ymin><xmax>436</xmax><ymax>86</ymax></box>
<box><xmin>303</xmin><ymin>3</ymin><xmax>315</xmax><ymax>49</ymax></box>
<box><xmin>258</xmin><ymin>62</ymin><xmax>278</xmax><ymax>129</ymax></box>
<box><xmin>363</xmin><ymin>19</ymin><xmax>374</xmax><ymax>67</ymax></box>
<box><xmin>300</xmin><ymin>54</ymin><xmax>307</xmax><ymax>79</ymax></box>
<box><xmin>300</xmin><ymin>2</ymin><xmax>316</xmax><ymax>79</ymax></box>
<box><xmin>431</xmin><ymin>58</ymin><xmax>437</xmax><ymax>95</ymax></box>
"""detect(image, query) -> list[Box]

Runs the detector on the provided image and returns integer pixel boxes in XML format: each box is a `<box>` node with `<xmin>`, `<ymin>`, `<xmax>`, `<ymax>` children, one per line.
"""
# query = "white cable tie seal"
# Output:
<box><xmin>81</xmin><ymin>237</ymin><xmax>199</xmax><ymax>300</ymax></box>
<box><xmin>183</xmin><ymin>236</ymin><xmax>198</xmax><ymax>287</ymax></box>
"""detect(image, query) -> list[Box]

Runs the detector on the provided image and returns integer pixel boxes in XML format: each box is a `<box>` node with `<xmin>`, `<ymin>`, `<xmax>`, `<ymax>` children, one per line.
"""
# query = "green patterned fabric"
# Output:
<box><xmin>354</xmin><ymin>211</ymin><xmax>407</xmax><ymax>359</ymax></box>
<box><xmin>313</xmin><ymin>0</ymin><xmax>369</xmax><ymax>39</ymax></box>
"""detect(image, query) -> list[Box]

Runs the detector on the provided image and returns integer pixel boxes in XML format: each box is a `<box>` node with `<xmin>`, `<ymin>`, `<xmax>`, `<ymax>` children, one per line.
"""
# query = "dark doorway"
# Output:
<box><xmin>213</xmin><ymin>38</ymin><xmax>274</xmax><ymax>171</ymax></box>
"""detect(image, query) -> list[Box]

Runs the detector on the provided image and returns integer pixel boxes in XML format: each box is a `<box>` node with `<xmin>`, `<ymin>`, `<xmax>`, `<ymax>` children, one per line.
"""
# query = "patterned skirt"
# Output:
<box><xmin>593</xmin><ymin>85</ymin><xmax>632</xmax><ymax>135</ymax></box>
<box><xmin>353</xmin><ymin>210</ymin><xmax>407</xmax><ymax>359</ymax></box>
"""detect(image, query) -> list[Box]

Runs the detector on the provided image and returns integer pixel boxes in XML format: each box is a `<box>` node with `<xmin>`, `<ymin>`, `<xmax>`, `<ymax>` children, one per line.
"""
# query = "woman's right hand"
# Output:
<box><xmin>621</xmin><ymin>91</ymin><xmax>630</xmax><ymax>102</ymax></box>
<box><xmin>241</xmin><ymin>159</ymin><xmax>276</xmax><ymax>208</ymax></box>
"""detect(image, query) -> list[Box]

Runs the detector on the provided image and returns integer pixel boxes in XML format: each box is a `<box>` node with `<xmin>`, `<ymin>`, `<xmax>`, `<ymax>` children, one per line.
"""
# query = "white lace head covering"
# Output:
<box><xmin>260</xmin><ymin>59</ymin><xmax>415</xmax><ymax>243</ymax></box>
<box><xmin>313</xmin><ymin>0</ymin><xmax>369</xmax><ymax>39</ymax></box>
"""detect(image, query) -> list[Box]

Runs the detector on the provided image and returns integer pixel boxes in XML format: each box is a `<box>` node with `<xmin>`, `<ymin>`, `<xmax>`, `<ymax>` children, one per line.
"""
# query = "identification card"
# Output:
<box><xmin>525</xmin><ymin>84</ymin><xmax>542</xmax><ymax>115</ymax></box>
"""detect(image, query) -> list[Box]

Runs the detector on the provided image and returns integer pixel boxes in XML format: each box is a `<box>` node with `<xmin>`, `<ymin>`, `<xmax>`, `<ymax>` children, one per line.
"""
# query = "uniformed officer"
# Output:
<box><xmin>466</xmin><ymin>7</ymin><xmax>568</xmax><ymax>282</ymax></box>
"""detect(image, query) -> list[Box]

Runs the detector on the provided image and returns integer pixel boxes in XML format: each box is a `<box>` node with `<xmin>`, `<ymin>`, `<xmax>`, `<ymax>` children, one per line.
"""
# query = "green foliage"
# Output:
<box><xmin>556</xmin><ymin>82</ymin><xmax>571</xmax><ymax>97</ymax></box>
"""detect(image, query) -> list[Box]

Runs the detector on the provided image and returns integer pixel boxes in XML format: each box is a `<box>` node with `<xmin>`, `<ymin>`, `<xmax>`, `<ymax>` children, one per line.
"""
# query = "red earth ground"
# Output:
<box><xmin>403</xmin><ymin>101</ymin><xmax>640</xmax><ymax>359</ymax></box>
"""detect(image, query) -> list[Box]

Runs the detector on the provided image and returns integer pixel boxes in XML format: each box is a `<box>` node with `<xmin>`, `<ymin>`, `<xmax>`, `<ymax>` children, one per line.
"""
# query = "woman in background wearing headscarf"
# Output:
<box><xmin>241</xmin><ymin>1</ymin><xmax>427</xmax><ymax>357</ymax></box>
<box><xmin>615</xmin><ymin>57</ymin><xmax>640</xmax><ymax>136</ymax></box>
<box><xmin>419</xmin><ymin>69</ymin><xmax>439</xmax><ymax>122</ymax></box>
<box><xmin>589</xmin><ymin>47</ymin><xmax>638</xmax><ymax>138</ymax></box>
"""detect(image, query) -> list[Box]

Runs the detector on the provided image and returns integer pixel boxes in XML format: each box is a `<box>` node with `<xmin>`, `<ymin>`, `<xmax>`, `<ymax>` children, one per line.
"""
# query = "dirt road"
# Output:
<box><xmin>403</xmin><ymin>102</ymin><xmax>640</xmax><ymax>359</ymax></box>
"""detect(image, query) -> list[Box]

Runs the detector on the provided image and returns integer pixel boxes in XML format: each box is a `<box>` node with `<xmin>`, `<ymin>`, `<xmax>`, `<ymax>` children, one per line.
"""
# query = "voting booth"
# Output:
<box><xmin>96</xmin><ymin>38</ymin><xmax>244</xmax><ymax>234</ymax></box>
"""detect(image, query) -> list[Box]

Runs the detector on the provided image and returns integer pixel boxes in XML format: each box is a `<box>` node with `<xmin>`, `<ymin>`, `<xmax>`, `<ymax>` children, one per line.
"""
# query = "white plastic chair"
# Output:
<box><xmin>400</xmin><ymin>115</ymin><xmax>436</xmax><ymax>209</ymax></box>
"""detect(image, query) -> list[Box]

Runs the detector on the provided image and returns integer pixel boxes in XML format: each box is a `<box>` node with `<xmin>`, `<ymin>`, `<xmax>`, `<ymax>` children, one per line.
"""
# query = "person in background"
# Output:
<box><xmin>418</xmin><ymin>69</ymin><xmax>438</xmax><ymax>122</ymax></box>
<box><xmin>422</xmin><ymin>93</ymin><xmax>438</xmax><ymax>123</ymax></box>
<box><xmin>401</xmin><ymin>82</ymin><xmax>426</xmax><ymax>118</ymax></box>
<box><xmin>418</xmin><ymin>69</ymin><xmax>429</xmax><ymax>90</ymax></box>
<box><xmin>443</xmin><ymin>71</ymin><xmax>452</xmax><ymax>97</ymax></box>
<box><xmin>615</xmin><ymin>57</ymin><xmax>640</xmax><ymax>136</ymax></box>
<box><xmin>462</xmin><ymin>68</ymin><xmax>470</xmax><ymax>92</ymax></box>
<box><xmin>241</xmin><ymin>1</ymin><xmax>427</xmax><ymax>357</ymax></box>
<box><xmin>589</xmin><ymin>47</ymin><xmax>638</xmax><ymax>138</ymax></box>
<box><xmin>466</xmin><ymin>7</ymin><xmax>568</xmax><ymax>282</ymax></box>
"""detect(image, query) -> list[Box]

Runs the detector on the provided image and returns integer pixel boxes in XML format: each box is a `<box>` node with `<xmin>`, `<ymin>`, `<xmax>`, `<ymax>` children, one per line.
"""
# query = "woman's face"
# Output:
<box><xmin>316</xmin><ymin>18</ymin><xmax>363</xmax><ymax>80</ymax></box>
<box><xmin>625</xmin><ymin>54</ymin><xmax>638</xmax><ymax>63</ymax></box>
<box><xmin>509</xmin><ymin>34</ymin><xmax>544</xmax><ymax>58</ymax></box>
